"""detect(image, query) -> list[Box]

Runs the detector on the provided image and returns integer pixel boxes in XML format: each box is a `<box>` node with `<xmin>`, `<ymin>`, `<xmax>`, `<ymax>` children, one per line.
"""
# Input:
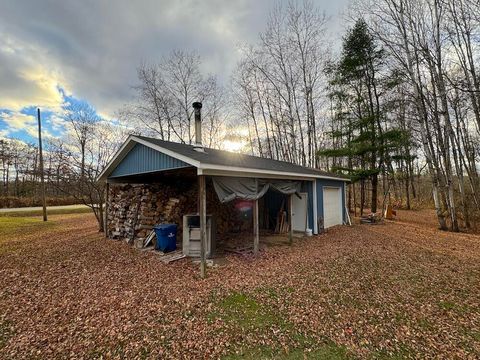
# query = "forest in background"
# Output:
<box><xmin>1</xmin><ymin>0</ymin><xmax>479</xmax><ymax>232</ymax></box>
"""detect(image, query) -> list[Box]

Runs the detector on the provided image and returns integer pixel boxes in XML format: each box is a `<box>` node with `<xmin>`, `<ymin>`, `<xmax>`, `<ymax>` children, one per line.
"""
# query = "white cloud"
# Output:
<box><xmin>0</xmin><ymin>112</ymin><xmax>36</xmax><ymax>133</ymax></box>
<box><xmin>0</xmin><ymin>128</ymin><xmax>10</xmax><ymax>138</ymax></box>
<box><xmin>0</xmin><ymin>0</ymin><xmax>349</xmax><ymax>120</ymax></box>
<box><xmin>0</xmin><ymin>36</ymin><xmax>65</xmax><ymax>112</ymax></box>
<box><xmin>0</xmin><ymin>111</ymin><xmax>56</xmax><ymax>140</ymax></box>
<box><xmin>46</xmin><ymin>114</ymin><xmax>67</xmax><ymax>132</ymax></box>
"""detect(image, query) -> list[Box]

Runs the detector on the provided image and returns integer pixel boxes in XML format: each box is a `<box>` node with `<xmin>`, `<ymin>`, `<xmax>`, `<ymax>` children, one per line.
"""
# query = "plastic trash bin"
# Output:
<box><xmin>153</xmin><ymin>224</ymin><xmax>177</xmax><ymax>252</ymax></box>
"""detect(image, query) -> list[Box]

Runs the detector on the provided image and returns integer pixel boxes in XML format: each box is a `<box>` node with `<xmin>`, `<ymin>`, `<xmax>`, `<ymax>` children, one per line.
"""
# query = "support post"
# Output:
<box><xmin>104</xmin><ymin>182</ymin><xmax>109</xmax><ymax>238</ymax></box>
<box><xmin>199</xmin><ymin>175</ymin><xmax>207</xmax><ymax>278</ymax></box>
<box><xmin>253</xmin><ymin>198</ymin><xmax>259</xmax><ymax>255</ymax></box>
<box><xmin>288</xmin><ymin>194</ymin><xmax>293</xmax><ymax>245</ymax></box>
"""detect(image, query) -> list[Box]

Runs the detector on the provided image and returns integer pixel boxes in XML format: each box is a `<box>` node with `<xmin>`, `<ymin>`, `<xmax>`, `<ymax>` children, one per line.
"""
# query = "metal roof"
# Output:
<box><xmin>98</xmin><ymin>135</ymin><xmax>349</xmax><ymax>182</ymax></box>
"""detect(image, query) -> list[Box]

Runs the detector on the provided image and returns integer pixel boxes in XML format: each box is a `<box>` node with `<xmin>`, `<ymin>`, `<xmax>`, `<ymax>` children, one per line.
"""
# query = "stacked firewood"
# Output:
<box><xmin>107</xmin><ymin>181</ymin><xmax>241</xmax><ymax>244</ymax></box>
<box><xmin>107</xmin><ymin>183</ymin><xmax>195</xmax><ymax>241</ymax></box>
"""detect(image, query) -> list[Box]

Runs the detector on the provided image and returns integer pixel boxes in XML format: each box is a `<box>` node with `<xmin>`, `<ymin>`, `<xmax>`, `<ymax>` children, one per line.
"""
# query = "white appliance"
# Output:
<box><xmin>182</xmin><ymin>214</ymin><xmax>215</xmax><ymax>258</ymax></box>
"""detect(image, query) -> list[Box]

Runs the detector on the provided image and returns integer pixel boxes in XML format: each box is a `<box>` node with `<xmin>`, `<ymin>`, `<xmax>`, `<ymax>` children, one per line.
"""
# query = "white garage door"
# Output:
<box><xmin>323</xmin><ymin>187</ymin><xmax>343</xmax><ymax>228</ymax></box>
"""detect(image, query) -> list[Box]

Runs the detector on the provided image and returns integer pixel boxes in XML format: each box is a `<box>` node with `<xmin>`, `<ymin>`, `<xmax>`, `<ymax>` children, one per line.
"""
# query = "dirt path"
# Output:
<box><xmin>0</xmin><ymin>212</ymin><xmax>478</xmax><ymax>359</ymax></box>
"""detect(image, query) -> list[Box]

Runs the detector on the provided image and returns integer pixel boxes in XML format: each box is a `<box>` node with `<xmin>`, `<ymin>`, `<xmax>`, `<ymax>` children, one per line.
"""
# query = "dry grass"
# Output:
<box><xmin>0</xmin><ymin>205</ymin><xmax>91</xmax><ymax>218</ymax></box>
<box><xmin>0</xmin><ymin>211</ymin><xmax>479</xmax><ymax>359</ymax></box>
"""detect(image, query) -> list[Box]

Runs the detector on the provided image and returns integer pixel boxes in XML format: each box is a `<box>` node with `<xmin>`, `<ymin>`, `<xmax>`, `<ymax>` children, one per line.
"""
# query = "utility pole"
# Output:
<box><xmin>37</xmin><ymin>108</ymin><xmax>47</xmax><ymax>221</ymax></box>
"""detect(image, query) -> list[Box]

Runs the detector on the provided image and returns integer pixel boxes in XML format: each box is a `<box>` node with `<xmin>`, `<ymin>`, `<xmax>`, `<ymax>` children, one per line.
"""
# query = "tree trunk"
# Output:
<box><xmin>371</xmin><ymin>173</ymin><xmax>378</xmax><ymax>213</ymax></box>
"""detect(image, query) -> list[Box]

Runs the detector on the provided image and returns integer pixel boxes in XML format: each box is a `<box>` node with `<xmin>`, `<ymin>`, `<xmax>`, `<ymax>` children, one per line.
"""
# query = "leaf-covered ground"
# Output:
<box><xmin>0</xmin><ymin>210</ymin><xmax>479</xmax><ymax>359</ymax></box>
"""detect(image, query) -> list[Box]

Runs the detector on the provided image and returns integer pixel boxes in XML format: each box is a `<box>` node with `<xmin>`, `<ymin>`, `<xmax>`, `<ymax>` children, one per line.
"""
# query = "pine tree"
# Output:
<box><xmin>319</xmin><ymin>19</ymin><xmax>409</xmax><ymax>214</ymax></box>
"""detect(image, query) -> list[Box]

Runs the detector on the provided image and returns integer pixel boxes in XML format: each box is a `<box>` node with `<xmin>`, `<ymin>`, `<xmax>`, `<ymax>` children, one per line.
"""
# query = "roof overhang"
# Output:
<box><xmin>197</xmin><ymin>166</ymin><xmax>348</xmax><ymax>181</ymax></box>
<box><xmin>97</xmin><ymin>135</ymin><xmax>350</xmax><ymax>183</ymax></box>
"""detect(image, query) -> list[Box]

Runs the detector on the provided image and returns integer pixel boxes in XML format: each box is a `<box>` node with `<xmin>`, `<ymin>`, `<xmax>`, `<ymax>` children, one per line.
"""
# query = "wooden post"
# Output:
<box><xmin>104</xmin><ymin>182</ymin><xmax>109</xmax><ymax>238</ymax></box>
<box><xmin>253</xmin><ymin>198</ymin><xmax>259</xmax><ymax>255</ymax></box>
<box><xmin>288</xmin><ymin>194</ymin><xmax>293</xmax><ymax>245</ymax></box>
<box><xmin>199</xmin><ymin>175</ymin><xmax>207</xmax><ymax>278</ymax></box>
<box><xmin>37</xmin><ymin>108</ymin><xmax>47</xmax><ymax>222</ymax></box>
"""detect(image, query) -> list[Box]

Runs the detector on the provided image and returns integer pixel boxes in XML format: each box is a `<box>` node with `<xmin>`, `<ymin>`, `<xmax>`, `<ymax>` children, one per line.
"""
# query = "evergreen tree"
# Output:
<box><xmin>319</xmin><ymin>19</ymin><xmax>409</xmax><ymax>214</ymax></box>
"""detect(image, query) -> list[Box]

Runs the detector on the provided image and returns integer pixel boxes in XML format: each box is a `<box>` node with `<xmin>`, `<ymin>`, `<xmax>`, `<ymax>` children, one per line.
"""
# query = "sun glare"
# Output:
<box><xmin>222</xmin><ymin>139</ymin><xmax>245</xmax><ymax>153</ymax></box>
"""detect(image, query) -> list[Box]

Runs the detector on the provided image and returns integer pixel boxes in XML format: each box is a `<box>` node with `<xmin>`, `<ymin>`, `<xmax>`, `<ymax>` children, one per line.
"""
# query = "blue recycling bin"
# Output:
<box><xmin>153</xmin><ymin>224</ymin><xmax>177</xmax><ymax>252</ymax></box>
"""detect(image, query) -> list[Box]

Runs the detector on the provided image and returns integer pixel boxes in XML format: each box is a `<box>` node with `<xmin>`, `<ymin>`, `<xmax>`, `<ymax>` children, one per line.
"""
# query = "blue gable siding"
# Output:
<box><xmin>109</xmin><ymin>143</ymin><xmax>189</xmax><ymax>178</ymax></box>
<box><xmin>301</xmin><ymin>181</ymin><xmax>314</xmax><ymax>230</ymax></box>
<box><xmin>316</xmin><ymin>179</ymin><xmax>346</xmax><ymax>227</ymax></box>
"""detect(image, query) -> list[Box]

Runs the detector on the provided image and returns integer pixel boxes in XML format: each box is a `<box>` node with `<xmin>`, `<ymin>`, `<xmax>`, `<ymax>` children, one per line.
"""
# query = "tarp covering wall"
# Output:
<box><xmin>212</xmin><ymin>176</ymin><xmax>301</xmax><ymax>203</ymax></box>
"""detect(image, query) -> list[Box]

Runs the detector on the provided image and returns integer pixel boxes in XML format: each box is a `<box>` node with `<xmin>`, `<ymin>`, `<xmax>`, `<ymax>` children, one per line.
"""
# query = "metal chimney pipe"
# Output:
<box><xmin>192</xmin><ymin>102</ymin><xmax>203</xmax><ymax>151</ymax></box>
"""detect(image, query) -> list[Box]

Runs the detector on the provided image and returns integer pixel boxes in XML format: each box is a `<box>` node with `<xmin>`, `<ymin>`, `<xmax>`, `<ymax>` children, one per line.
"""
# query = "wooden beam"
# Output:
<box><xmin>288</xmin><ymin>194</ymin><xmax>293</xmax><ymax>245</ymax></box>
<box><xmin>104</xmin><ymin>182</ymin><xmax>109</xmax><ymax>238</ymax></box>
<box><xmin>253</xmin><ymin>198</ymin><xmax>259</xmax><ymax>255</ymax></box>
<box><xmin>199</xmin><ymin>175</ymin><xmax>207</xmax><ymax>278</ymax></box>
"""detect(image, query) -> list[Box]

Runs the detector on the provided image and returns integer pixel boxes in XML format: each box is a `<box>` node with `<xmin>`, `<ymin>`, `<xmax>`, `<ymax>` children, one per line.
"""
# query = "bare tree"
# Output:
<box><xmin>350</xmin><ymin>0</ymin><xmax>480</xmax><ymax>230</ymax></box>
<box><xmin>50</xmin><ymin>114</ymin><xmax>128</xmax><ymax>231</ymax></box>
<box><xmin>121</xmin><ymin>50</ymin><xmax>225</xmax><ymax>147</ymax></box>
<box><xmin>233</xmin><ymin>0</ymin><xmax>329</xmax><ymax>166</ymax></box>
<box><xmin>64</xmin><ymin>101</ymin><xmax>100</xmax><ymax>178</ymax></box>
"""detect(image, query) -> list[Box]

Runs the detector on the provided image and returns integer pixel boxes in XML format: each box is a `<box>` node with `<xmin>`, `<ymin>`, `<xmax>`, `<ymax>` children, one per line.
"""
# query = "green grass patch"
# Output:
<box><xmin>209</xmin><ymin>292</ymin><xmax>284</xmax><ymax>330</ymax></box>
<box><xmin>438</xmin><ymin>300</ymin><xmax>456</xmax><ymax>311</ymax></box>
<box><xmin>210</xmin><ymin>291</ymin><xmax>350</xmax><ymax>360</ymax></box>
<box><xmin>461</xmin><ymin>327</ymin><xmax>480</xmax><ymax>342</ymax></box>
<box><xmin>0</xmin><ymin>207</ymin><xmax>91</xmax><ymax>217</ymax></box>
<box><xmin>470</xmin><ymin>331</ymin><xmax>480</xmax><ymax>342</ymax></box>
<box><xmin>224</xmin><ymin>341</ymin><xmax>349</xmax><ymax>360</ymax></box>
<box><xmin>0</xmin><ymin>217</ymin><xmax>59</xmax><ymax>255</ymax></box>
<box><xmin>0</xmin><ymin>319</ymin><xmax>13</xmax><ymax>349</ymax></box>
<box><xmin>438</xmin><ymin>300</ymin><xmax>470</xmax><ymax>314</ymax></box>
<box><xmin>0</xmin><ymin>216</ymin><xmax>57</xmax><ymax>241</ymax></box>
<box><xmin>417</xmin><ymin>318</ymin><xmax>434</xmax><ymax>331</ymax></box>
<box><xmin>370</xmin><ymin>344</ymin><xmax>415</xmax><ymax>359</ymax></box>
<box><xmin>288</xmin><ymin>343</ymin><xmax>349</xmax><ymax>360</ymax></box>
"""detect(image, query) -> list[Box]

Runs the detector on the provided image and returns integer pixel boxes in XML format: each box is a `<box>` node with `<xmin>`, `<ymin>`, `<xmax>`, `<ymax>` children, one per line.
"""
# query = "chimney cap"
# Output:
<box><xmin>192</xmin><ymin>102</ymin><xmax>202</xmax><ymax>109</ymax></box>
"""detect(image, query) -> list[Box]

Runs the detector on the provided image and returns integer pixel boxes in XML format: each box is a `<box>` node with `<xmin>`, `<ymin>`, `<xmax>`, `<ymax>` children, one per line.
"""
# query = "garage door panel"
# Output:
<box><xmin>323</xmin><ymin>187</ymin><xmax>342</xmax><ymax>228</ymax></box>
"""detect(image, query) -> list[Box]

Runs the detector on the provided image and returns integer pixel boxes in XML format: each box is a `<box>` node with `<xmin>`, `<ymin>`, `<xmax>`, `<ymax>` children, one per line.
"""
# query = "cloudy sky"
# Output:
<box><xmin>0</xmin><ymin>0</ymin><xmax>349</xmax><ymax>144</ymax></box>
